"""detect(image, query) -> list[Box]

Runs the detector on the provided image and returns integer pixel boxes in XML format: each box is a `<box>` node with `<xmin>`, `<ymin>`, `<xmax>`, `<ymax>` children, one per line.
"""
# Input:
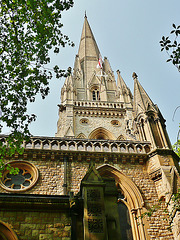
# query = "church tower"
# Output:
<box><xmin>55</xmin><ymin>15</ymin><xmax>180</xmax><ymax>239</ymax></box>
<box><xmin>0</xmin><ymin>15</ymin><xmax>179</xmax><ymax>240</ymax></box>
<box><xmin>56</xmin><ymin>15</ymin><xmax>134</xmax><ymax>141</ymax></box>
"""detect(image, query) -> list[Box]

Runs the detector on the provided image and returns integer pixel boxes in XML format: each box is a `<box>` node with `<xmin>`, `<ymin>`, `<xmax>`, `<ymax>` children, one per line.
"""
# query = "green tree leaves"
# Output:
<box><xmin>160</xmin><ymin>24</ymin><xmax>180</xmax><ymax>72</ymax></box>
<box><xmin>0</xmin><ymin>0</ymin><xmax>74</xmax><ymax>168</ymax></box>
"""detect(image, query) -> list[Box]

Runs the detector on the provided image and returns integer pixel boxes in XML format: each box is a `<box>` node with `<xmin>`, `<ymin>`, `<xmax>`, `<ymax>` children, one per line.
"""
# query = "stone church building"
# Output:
<box><xmin>0</xmin><ymin>16</ymin><xmax>179</xmax><ymax>240</ymax></box>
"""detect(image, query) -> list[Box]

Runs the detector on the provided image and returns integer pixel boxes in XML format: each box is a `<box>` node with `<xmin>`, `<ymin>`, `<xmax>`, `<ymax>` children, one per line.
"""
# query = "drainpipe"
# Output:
<box><xmin>63</xmin><ymin>156</ymin><xmax>68</xmax><ymax>195</ymax></box>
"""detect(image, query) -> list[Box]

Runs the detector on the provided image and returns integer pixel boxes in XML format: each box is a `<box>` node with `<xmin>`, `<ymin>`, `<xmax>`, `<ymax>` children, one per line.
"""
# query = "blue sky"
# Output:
<box><xmin>25</xmin><ymin>0</ymin><xmax>180</xmax><ymax>144</ymax></box>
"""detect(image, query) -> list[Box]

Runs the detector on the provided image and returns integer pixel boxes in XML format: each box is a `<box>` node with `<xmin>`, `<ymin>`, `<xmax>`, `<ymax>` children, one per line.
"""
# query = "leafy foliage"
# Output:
<box><xmin>173</xmin><ymin>140</ymin><xmax>180</xmax><ymax>157</ymax></box>
<box><xmin>0</xmin><ymin>0</ymin><xmax>74</xmax><ymax>171</ymax></box>
<box><xmin>171</xmin><ymin>189</ymin><xmax>180</xmax><ymax>213</ymax></box>
<box><xmin>160</xmin><ymin>24</ymin><xmax>180</xmax><ymax>72</ymax></box>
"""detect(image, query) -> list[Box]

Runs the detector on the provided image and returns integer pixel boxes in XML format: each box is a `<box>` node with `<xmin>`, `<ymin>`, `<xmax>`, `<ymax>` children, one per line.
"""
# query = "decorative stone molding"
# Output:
<box><xmin>0</xmin><ymin>136</ymin><xmax>151</xmax><ymax>166</ymax></box>
<box><xmin>89</xmin><ymin>127</ymin><xmax>116</xmax><ymax>140</ymax></box>
<box><xmin>81</xmin><ymin>164</ymin><xmax>107</xmax><ymax>240</ymax></box>
<box><xmin>97</xmin><ymin>164</ymin><xmax>144</xmax><ymax>209</ymax></box>
<box><xmin>0</xmin><ymin>136</ymin><xmax>151</xmax><ymax>154</ymax></box>
<box><xmin>77</xmin><ymin>133</ymin><xmax>87</xmax><ymax>139</ymax></box>
<box><xmin>149</xmin><ymin>168</ymin><xmax>162</xmax><ymax>181</ymax></box>
<box><xmin>74</xmin><ymin>100</ymin><xmax>125</xmax><ymax>109</ymax></box>
<box><xmin>75</xmin><ymin>109</ymin><xmax>125</xmax><ymax>118</ymax></box>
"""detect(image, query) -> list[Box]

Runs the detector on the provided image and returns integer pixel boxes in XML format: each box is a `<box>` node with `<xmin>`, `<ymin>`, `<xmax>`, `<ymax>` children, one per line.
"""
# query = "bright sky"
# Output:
<box><xmin>25</xmin><ymin>0</ymin><xmax>180</xmax><ymax>144</ymax></box>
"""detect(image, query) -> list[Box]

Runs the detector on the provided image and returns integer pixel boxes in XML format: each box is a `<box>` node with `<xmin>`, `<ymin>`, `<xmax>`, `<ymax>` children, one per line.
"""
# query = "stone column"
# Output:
<box><xmin>81</xmin><ymin>164</ymin><xmax>107</xmax><ymax>240</ymax></box>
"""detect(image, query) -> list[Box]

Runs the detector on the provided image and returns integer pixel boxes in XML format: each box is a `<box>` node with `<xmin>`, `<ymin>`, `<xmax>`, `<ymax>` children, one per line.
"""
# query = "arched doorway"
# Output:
<box><xmin>0</xmin><ymin>221</ymin><xmax>18</xmax><ymax>240</ymax></box>
<box><xmin>97</xmin><ymin>164</ymin><xmax>147</xmax><ymax>240</ymax></box>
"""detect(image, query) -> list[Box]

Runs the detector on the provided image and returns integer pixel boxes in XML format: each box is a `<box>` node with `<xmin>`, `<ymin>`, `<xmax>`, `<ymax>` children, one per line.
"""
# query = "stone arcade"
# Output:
<box><xmin>0</xmin><ymin>15</ymin><xmax>179</xmax><ymax>240</ymax></box>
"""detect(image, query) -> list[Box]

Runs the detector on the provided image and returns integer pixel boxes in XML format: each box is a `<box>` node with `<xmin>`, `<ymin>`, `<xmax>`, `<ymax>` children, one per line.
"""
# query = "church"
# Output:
<box><xmin>0</xmin><ymin>15</ymin><xmax>179</xmax><ymax>240</ymax></box>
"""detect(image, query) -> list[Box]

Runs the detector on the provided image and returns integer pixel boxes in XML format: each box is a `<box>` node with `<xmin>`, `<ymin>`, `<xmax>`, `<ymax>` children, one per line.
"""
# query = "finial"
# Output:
<box><xmin>84</xmin><ymin>11</ymin><xmax>87</xmax><ymax>18</ymax></box>
<box><xmin>132</xmin><ymin>72</ymin><xmax>138</xmax><ymax>80</ymax></box>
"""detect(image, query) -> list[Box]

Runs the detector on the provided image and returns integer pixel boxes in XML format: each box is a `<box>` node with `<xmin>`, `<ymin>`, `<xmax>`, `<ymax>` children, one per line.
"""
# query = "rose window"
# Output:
<box><xmin>4</xmin><ymin>169</ymin><xmax>32</xmax><ymax>189</ymax></box>
<box><xmin>0</xmin><ymin>161</ymin><xmax>39</xmax><ymax>192</ymax></box>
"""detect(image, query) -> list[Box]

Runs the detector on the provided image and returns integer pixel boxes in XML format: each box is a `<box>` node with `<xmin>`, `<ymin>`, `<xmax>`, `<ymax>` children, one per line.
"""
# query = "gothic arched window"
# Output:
<box><xmin>141</xmin><ymin>119</ymin><xmax>147</xmax><ymax>141</ymax></box>
<box><xmin>118</xmin><ymin>192</ymin><xmax>133</xmax><ymax>240</ymax></box>
<box><xmin>149</xmin><ymin>116</ymin><xmax>163</xmax><ymax>148</ymax></box>
<box><xmin>97</xmin><ymin>165</ymin><xmax>146</xmax><ymax>240</ymax></box>
<box><xmin>92</xmin><ymin>88</ymin><xmax>100</xmax><ymax>100</ymax></box>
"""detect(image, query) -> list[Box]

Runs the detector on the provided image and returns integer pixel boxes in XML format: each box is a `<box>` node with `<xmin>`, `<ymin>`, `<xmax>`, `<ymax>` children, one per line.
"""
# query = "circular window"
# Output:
<box><xmin>0</xmin><ymin>161</ymin><xmax>39</xmax><ymax>192</ymax></box>
<box><xmin>80</xmin><ymin>118</ymin><xmax>89</xmax><ymax>125</ymax></box>
<box><xmin>111</xmin><ymin>120</ymin><xmax>120</xmax><ymax>127</ymax></box>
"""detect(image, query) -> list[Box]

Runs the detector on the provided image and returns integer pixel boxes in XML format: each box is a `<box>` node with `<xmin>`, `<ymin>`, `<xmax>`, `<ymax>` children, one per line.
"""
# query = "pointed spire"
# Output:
<box><xmin>63</xmin><ymin>74</ymin><xmax>73</xmax><ymax>89</ymax></box>
<box><xmin>103</xmin><ymin>57</ymin><xmax>116</xmax><ymax>91</ymax></box>
<box><xmin>78</xmin><ymin>16</ymin><xmax>100</xmax><ymax>61</ymax></box>
<box><xmin>103</xmin><ymin>57</ymin><xmax>113</xmax><ymax>73</ymax></box>
<box><xmin>117</xmin><ymin>70</ymin><xmax>129</xmax><ymax>91</ymax></box>
<box><xmin>73</xmin><ymin>55</ymin><xmax>82</xmax><ymax>74</ymax></box>
<box><xmin>133</xmin><ymin>72</ymin><xmax>157</xmax><ymax>116</ymax></box>
<box><xmin>67</xmin><ymin>74</ymin><xmax>73</xmax><ymax>87</ymax></box>
<box><xmin>78</xmin><ymin>16</ymin><xmax>101</xmax><ymax>89</ymax></box>
<box><xmin>117</xmin><ymin>70</ymin><xmax>133</xmax><ymax>104</ymax></box>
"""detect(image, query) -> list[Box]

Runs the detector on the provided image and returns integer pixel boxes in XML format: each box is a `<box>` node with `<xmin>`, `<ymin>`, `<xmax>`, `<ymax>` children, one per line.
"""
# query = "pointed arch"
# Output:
<box><xmin>97</xmin><ymin>164</ymin><xmax>144</xmax><ymax>209</ymax></box>
<box><xmin>77</xmin><ymin>133</ymin><xmax>86</xmax><ymax>139</ymax></box>
<box><xmin>0</xmin><ymin>221</ymin><xmax>18</xmax><ymax>240</ymax></box>
<box><xmin>89</xmin><ymin>75</ymin><xmax>101</xmax><ymax>101</ymax></box>
<box><xmin>117</xmin><ymin>134</ymin><xmax>126</xmax><ymax>140</ymax></box>
<box><xmin>89</xmin><ymin>127</ymin><xmax>115</xmax><ymax>140</ymax></box>
<box><xmin>89</xmin><ymin>74</ymin><xmax>101</xmax><ymax>88</ymax></box>
<box><xmin>97</xmin><ymin>164</ymin><xmax>147</xmax><ymax>240</ymax></box>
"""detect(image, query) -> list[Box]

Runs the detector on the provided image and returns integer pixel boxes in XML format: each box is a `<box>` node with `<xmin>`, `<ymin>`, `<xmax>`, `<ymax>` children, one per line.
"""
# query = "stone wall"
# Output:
<box><xmin>67</xmin><ymin>160</ymin><xmax>174</xmax><ymax>239</ymax></box>
<box><xmin>0</xmin><ymin>210</ymin><xmax>71</xmax><ymax>240</ymax></box>
<box><xmin>172</xmin><ymin>211</ymin><xmax>180</xmax><ymax>240</ymax></box>
<box><xmin>74</xmin><ymin>113</ymin><xmax>128</xmax><ymax>139</ymax></box>
<box><xmin>0</xmin><ymin>157</ymin><xmax>175</xmax><ymax>239</ymax></box>
<box><xmin>0</xmin><ymin>159</ymin><xmax>64</xmax><ymax>195</ymax></box>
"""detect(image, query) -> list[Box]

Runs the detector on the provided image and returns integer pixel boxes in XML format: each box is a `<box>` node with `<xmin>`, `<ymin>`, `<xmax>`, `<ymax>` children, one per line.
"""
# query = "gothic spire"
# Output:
<box><xmin>117</xmin><ymin>70</ymin><xmax>130</xmax><ymax>93</ymax></box>
<box><xmin>78</xmin><ymin>15</ymin><xmax>101</xmax><ymax>86</ymax></box>
<box><xmin>117</xmin><ymin>70</ymin><xmax>133</xmax><ymax>104</ymax></box>
<box><xmin>78</xmin><ymin>15</ymin><xmax>100</xmax><ymax>61</ymax></box>
<box><xmin>133</xmin><ymin>72</ymin><xmax>157</xmax><ymax>116</ymax></box>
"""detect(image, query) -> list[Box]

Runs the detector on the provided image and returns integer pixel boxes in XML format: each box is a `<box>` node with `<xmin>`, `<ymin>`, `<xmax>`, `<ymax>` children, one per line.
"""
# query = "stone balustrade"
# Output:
<box><xmin>0</xmin><ymin>136</ymin><xmax>151</xmax><ymax>155</ymax></box>
<box><xmin>74</xmin><ymin>100</ymin><xmax>126</xmax><ymax>109</ymax></box>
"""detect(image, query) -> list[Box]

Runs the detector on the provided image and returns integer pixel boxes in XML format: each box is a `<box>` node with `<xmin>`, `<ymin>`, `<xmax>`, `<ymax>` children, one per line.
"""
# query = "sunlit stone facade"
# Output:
<box><xmin>0</xmin><ymin>15</ymin><xmax>179</xmax><ymax>240</ymax></box>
